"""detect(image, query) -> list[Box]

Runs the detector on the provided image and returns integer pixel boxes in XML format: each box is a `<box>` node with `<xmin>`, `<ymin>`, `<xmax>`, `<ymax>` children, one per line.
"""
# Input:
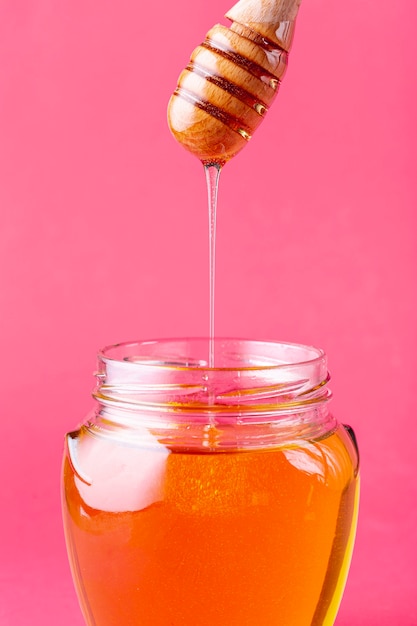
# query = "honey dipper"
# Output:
<box><xmin>167</xmin><ymin>0</ymin><xmax>302</xmax><ymax>165</ymax></box>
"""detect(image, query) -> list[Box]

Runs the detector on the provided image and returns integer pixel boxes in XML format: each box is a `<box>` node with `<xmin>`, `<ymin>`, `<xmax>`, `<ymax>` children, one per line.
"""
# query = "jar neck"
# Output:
<box><xmin>87</xmin><ymin>339</ymin><xmax>335</xmax><ymax>448</ymax></box>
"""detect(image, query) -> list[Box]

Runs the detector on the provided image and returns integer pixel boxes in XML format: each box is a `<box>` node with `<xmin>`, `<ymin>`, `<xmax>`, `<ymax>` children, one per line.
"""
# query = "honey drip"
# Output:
<box><xmin>205</xmin><ymin>163</ymin><xmax>221</xmax><ymax>368</ymax></box>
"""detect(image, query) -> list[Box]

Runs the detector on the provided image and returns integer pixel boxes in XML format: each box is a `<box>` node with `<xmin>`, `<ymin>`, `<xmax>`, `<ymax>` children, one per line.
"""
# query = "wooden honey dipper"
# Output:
<box><xmin>167</xmin><ymin>0</ymin><xmax>302</xmax><ymax>165</ymax></box>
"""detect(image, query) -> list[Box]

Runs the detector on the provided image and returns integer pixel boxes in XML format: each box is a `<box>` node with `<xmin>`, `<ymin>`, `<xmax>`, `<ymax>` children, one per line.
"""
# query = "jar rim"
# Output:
<box><xmin>93</xmin><ymin>338</ymin><xmax>332</xmax><ymax>436</ymax></box>
<box><xmin>98</xmin><ymin>337</ymin><xmax>326</xmax><ymax>372</ymax></box>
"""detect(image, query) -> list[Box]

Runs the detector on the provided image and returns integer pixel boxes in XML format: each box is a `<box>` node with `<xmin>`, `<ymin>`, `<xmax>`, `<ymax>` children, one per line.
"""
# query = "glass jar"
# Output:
<box><xmin>61</xmin><ymin>338</ymin><xmax>359</xmax><ymax>626</ymax></box>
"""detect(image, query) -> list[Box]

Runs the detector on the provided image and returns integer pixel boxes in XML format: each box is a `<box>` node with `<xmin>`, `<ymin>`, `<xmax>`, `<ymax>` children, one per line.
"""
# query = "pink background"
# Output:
<box><xmin>1</xmin><ymin>0</ymin><xmax>416</xmax><ymax>624</ymax></box>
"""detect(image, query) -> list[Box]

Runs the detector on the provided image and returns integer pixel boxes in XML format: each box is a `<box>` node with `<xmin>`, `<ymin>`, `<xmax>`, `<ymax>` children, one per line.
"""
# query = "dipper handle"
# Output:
<box><xmin>167</xmin><ymin>0</ymin><xmax>302</xmax><ymax>165</ymax></box>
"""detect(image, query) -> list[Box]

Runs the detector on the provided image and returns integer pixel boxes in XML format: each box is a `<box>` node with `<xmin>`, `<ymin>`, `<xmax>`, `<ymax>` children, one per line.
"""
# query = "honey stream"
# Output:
<box><xmin>205</xmin><ymin>163</ymin><xmax>221</xmax><ymax>368</ymax></box>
